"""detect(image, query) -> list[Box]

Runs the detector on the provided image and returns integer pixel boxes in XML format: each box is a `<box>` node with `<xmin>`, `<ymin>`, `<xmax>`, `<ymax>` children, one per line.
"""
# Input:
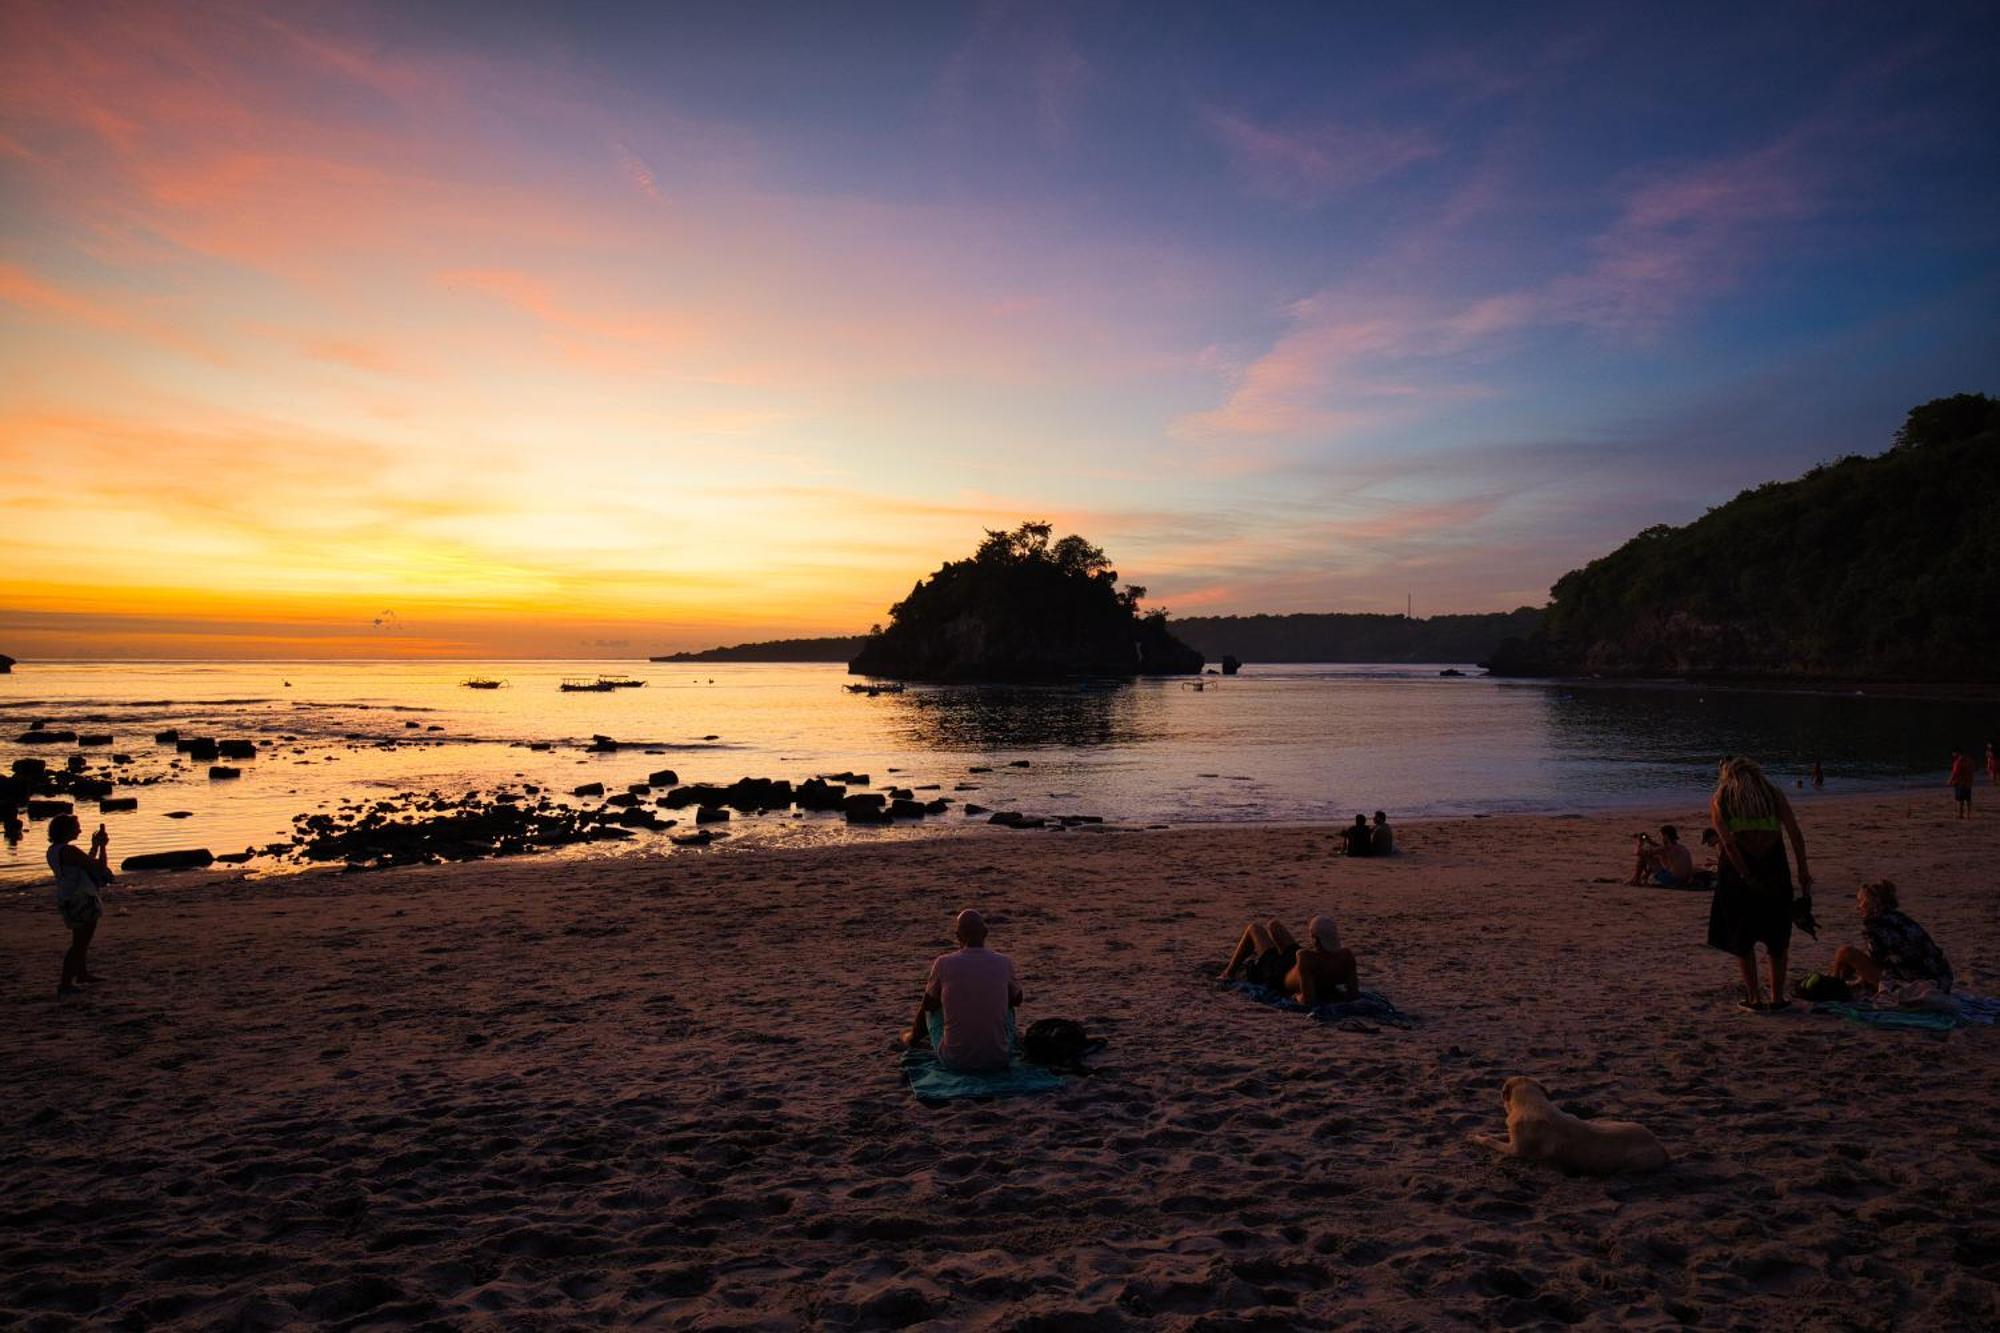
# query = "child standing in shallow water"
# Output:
<box><xmin>46</xmin><ymin>814</ymin><xmax>111</xmax><ymax>997</ymax></box>
<box><xmin>1949</xmin><ymin>749</ymin><xmax>1975</xmax><ymax>818</ymax></box>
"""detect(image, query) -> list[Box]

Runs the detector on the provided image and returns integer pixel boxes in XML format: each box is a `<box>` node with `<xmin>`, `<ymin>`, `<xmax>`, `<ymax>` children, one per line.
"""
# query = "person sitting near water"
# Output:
<box><xmin>1340</xmin><ymin>814</ymin><xmax>1375</xmax><ymax>857</ymax></box>
<box><xmin>1627</xmin><ymin>824</ymin><xmax>1694</xmax><ymax>886</ymax></box>
<box><xmin>1219</xmin><ymin>914</ymin><xmax>1359</xmax><ymax>1005</ymax></box>
<box><xmin>1830</xmin><ymin>880</ymin><xmax>1953</xmax><ymax>995</ymax></box>
<box><xmin>1370</xmin><ymin>810</ymin><xmax>1395</xmax><ymax>855</ymax></box>
<box><xmin>901</xmin><ymin>908</ymin><xmax>1022</xmax><ymax>1072</ymax></box>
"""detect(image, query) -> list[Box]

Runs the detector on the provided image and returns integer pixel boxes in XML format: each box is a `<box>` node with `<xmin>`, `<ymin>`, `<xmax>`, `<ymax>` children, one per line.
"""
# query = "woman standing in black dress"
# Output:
<box><xmin>1708</xmin><ymin>757</ymin><xmax>1813</xmax><ymax>1010</ymax></box>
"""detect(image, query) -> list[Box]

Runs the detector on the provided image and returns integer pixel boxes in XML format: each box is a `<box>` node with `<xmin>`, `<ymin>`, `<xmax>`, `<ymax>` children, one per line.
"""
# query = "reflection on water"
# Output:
<box><xmin>1</xmin><ymin>660</ymin><xmax>1990</xmax><ymax>886</ymax></box>
<box><xmin>1542</xmin><ymin>683</ymin><xmax>1977</xmax><ymax>779</ymax></box>
<box><xmin>886</xmin><ymin>683</ymin><xmax>1156</xmax><ymax>751</ymax></box>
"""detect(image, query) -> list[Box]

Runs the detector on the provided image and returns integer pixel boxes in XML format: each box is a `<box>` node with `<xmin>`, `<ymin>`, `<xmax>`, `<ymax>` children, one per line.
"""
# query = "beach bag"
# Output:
<box><xmin>1795</xmin><ymin>971</ymin><xmax>1852</xmax><ymax>1003</ymax></box>
<box><xmin>1021</xmin><ymin>1018</ymin><xmax>1096</xmax><ymax>1069</ymax></box>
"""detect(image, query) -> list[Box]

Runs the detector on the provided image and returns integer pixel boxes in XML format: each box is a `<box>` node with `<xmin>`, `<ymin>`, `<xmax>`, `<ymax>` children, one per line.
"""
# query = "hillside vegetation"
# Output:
<box><xmin>652</xmin><ymin>637</ymin><xmax>863</xmax><ymax>663</ymax></box>
<box><xmin>848</xmin><ymin>523</ymin><xmax>1203</xmax><ymax>681</ymax></box>
<box><xmin>1488</xmin><ymin>394</ymin><xmax>2000</xmax><ymax>681</ymax></box>
<box><xmin>1173</xmin><ymin>609</ymin><xmax>1542</xmax><ymax>665</ymax></box>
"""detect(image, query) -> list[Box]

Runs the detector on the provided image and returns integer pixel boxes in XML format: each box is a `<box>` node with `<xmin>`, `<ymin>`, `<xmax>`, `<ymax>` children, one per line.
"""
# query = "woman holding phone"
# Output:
<box><xmin>46</xmin><ymin>814</ymin><xmax>111</xmax><ymax>996</ymax></box>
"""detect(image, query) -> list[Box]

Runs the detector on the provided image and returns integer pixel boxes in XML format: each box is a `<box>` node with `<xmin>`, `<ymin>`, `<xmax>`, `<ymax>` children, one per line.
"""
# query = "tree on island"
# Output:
<box><xmin>848</xmin><ymin>522</ymin><xmax>1204</xmax><ymax>681</ymax></box>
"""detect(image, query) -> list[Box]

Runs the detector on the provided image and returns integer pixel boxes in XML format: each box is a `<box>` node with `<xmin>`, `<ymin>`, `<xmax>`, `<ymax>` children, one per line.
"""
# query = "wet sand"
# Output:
<box><xmin>3</xmin><ymin>791</ymin><xmax>1997</xmax><ymax>1329</ymax></box>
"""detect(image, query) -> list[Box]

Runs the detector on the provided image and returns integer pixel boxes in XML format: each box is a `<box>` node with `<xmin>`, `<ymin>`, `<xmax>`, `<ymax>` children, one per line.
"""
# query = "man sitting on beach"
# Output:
<box><xmin>1831</xmin><ymin>880</ymin><xmax>1953</xmax><ymax>995</ymax></box>
<box><xmin>902</xmin><ymin>909</ymin><xmax>1022</xmax><ymax>1072</ymax></box>
<box><xmin>1370</xmin><ymin>810</ymin><xmax>1395</xmax><ymax>856</ymax></box>
<box><xmin>1341</xmin><ymin>814</ymin><xmax>1375</xmax><ymax>857</ymax></box>
<box><xmin>1628</xmin><ymin>824</ymin><xmax>1694</xmax><ymax>887</ymax></box>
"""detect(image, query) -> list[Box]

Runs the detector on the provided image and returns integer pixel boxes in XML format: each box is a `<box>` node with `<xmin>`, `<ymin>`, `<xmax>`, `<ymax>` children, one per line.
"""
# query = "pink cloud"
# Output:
<box><xmin>1203</xmin><ymin>107</ymin><xmax>1442</xmax><ymax>204</ymax></box>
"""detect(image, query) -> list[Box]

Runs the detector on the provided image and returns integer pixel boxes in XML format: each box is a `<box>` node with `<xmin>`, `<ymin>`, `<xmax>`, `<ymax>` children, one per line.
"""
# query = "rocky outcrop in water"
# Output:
<box><xmin>848</xmin><ymin>522</ymin><xmax>1203</xmax><ymax>682</ymax></box>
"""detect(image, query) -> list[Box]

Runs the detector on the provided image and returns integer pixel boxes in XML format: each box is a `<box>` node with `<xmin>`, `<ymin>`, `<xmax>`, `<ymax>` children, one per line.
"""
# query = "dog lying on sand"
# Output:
<box><xmin>1472</xmin><ymin>1076</ymin><xmax>1668</xmax><ymax>1175</ymax></box>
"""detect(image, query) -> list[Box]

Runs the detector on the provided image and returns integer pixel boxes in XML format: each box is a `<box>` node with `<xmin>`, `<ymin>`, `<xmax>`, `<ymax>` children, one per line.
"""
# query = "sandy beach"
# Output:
<box><xmin>3</xmin><ymin>790</ymin><xmax>1997</xmax><ymax>1330</ymax></box>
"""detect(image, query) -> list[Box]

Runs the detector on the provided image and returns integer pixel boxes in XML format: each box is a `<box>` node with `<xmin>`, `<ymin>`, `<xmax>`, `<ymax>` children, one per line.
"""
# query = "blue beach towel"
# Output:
<box><xmin>1811</xmin><ymin>1002</ymin><xmax>1960</xmax><ymax>1034</ymax></box>
<box><xmin>1223</xmin><ymin>980</ymin><xmax>1416</xmax><ymax>1028</ymax></box>
<box><xmin>900</xmin><ymin>1011</ymin><xmax>1067</xmax><ymax>1102</ymax></box>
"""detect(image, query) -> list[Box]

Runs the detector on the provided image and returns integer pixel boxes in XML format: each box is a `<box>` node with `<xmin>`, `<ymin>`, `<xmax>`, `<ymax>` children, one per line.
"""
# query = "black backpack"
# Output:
<box><xmin>1021</xmin><ymin>1018</ymin><xmax>1099</xmax><ymax>1070</ymax></box>
<box><xmin>1794</xmin><ymin>971</ymin><xmax>1852</xmax><ymax>1003</ymax></box>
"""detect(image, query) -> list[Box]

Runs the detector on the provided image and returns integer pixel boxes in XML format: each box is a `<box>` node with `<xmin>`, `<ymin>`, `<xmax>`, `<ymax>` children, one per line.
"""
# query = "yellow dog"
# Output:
<box><xmin>1473</xmin><ymin>1076</ymin><xmax>1668</xmax><ymax>1175</ymax></box>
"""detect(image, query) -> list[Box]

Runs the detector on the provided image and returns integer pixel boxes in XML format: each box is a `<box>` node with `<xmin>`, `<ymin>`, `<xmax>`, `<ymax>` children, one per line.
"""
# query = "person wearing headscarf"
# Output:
<box><xmin>1707</xmin><ymin>756</ymin><xmax>1813</xmax><ymax>1010</ymax></box>
<box><xmin>1219</xmin><ymin>912</ymin><xmax>1358</xmax><ymax>1004</ymax></box>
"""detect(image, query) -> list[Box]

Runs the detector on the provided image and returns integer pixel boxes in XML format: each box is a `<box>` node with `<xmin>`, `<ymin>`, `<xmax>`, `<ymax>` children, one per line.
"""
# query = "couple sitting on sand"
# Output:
<box><xmin>1218</xmin><ymin>914</ymin><xmax>1359</xmax><ymax>1006</ymax></box>
<box><xmin>1340</xmin><ymin>811</ymin><xmax>1393</xmax><ymax>857</ymax></box>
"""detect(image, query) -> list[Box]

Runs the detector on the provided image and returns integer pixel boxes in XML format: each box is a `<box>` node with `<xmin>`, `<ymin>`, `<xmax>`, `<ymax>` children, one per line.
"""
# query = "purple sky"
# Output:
<box><xmin>2</xmin><ymin>1</ymin><xmax>1996</xmax><ymax>655</ymax></box>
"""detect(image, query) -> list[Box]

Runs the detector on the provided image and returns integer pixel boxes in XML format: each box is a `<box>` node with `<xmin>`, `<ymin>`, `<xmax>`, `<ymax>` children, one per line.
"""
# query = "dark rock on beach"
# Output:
<box><xmin>17</xmin><ymin>730</ymin><xmax>76</xmax><ymax>745</ymax></box>
<box><xmin>289</xmin><ymin>790</ymin><xmax>642</xmax><ymax>868</ymax></box>
<box><xmin>796</xmin><ymin>778</ymin><xmax>847</xmax><ymax>811</ymax></box>
<box><xmin>98</xmin><ymin>797</ymin><xmax>139</xmax><ymax>813</ymax></box>
<box><xmin>218</xmin><ymin>739</ymin><xmax>257</xmax><ymax>760</ymax></box>
<box><xmin>121</xmin><ymin>848</ymin><xmax>215</xmax><ymax>872</ymax></box>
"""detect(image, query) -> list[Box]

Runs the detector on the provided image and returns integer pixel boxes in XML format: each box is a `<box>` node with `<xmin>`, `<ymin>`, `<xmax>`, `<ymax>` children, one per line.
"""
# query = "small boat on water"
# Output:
<box><xmin>559</xmin><ymin>677</ymin><xmax>619</xmax><ymax>693</ymax></box>
<box><xmin>1438</xmin><ymin>668</ymin><xmax>1466</xmax><ymax>678</ymax></box>
<box><xmin>844</xmin><ymin>682</ymin><xmax>906</xmax><ymax>696</ymax></box>
<box><xmin>463</xmin><ymin>678</ymin><xmax>507</xmax><ymax>689</ymax></box>
<box><xmin>599</xmin><ymin>676</ymin><xmax>646</xmax><ymax>688</ymax></box>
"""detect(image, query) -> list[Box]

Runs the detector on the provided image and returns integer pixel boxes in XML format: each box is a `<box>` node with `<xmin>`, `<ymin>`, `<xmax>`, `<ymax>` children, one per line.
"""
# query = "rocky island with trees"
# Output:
<box><xmin>1487</xmin><ymin>393</ymin><xmax>2000</xmax><ymax>682</ymax></box>
<box><xmin>847</xmin><ymin>522</ymin><xmax>1204</xmax><ymax>682</ymax></box>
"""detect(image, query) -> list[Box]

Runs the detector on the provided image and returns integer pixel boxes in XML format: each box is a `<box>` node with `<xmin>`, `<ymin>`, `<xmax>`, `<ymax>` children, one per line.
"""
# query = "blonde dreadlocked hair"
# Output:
<box><xmin>1714</xmin><ymin>756</ymin><xmax>1780</xmax><ymax>824</ymax></box>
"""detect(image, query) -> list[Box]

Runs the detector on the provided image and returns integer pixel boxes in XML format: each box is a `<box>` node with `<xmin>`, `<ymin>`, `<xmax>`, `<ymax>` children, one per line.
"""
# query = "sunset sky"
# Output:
<box><xmin>3</xmin><ymin>1</ymin><xmax>1996</xmax><ymax>658</ymax></box>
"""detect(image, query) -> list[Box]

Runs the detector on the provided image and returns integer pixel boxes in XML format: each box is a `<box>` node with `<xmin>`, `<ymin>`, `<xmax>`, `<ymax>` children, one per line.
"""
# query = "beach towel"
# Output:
<box><xmin>900</xmin><ymin>1011</ymin><xmax>1067</xmax><ymax>1102</ymax></box>
<box><xmin>899</xmin><ymin>1048</ymin><xmax>1067</xmax><ymax>1101</ymax></box>
<box><xmin>1223</xmin><ymin>980</ymin><xmax>1416</xmax><ymax>1028</ymax></box>
<box><xmin>1949</xmin><ymin>994</ymin><xmax>2000</xmax><ymax>1026</ymax></box>
<box><xmin>1811</xmin><ymin>1002</ymin><xmax>1960</xmax><ymax>1034</ymax></box>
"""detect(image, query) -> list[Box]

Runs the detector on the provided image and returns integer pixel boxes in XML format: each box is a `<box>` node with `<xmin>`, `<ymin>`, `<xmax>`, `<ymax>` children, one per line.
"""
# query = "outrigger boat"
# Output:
<box><xmin>598</xmin><ymin>676</ymin><xmax>646</xmax><ymax>688</ymax></box>
<box><xmin>559</xmin><ymin>677</ymin><xmax>619</xmax><ymax>692</ymax></box>
<box><xmin>843</xmin><ymin>682</ymin><xmax>906</xmax><ymax>696</ymax></box>
<box><xmin>462</xmin><ymin>677</ymin><xmax>507</xmax><ymax>689</ymax></box>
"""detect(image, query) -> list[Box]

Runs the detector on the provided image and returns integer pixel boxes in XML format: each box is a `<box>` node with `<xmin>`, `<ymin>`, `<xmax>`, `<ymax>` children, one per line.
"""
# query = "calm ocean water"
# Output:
<box><xmin>2</xmin><ymin>660</ymin><xmax>1989</xmax><ymax>887</ymax></box>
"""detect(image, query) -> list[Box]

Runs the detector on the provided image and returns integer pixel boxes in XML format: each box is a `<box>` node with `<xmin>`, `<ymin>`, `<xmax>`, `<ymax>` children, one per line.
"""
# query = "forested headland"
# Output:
<box><xmin>1488</xmin><ymin>393</ymin><xmax>2000</xmax><ymax>681</ymax></box>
